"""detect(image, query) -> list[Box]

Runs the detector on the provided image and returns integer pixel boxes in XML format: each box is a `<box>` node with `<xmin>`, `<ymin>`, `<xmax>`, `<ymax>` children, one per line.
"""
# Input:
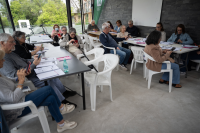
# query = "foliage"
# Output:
<box><xmin>36</xmin><ymin>0</ymin><xmax>68</xmax><ymax>25</ymax></box>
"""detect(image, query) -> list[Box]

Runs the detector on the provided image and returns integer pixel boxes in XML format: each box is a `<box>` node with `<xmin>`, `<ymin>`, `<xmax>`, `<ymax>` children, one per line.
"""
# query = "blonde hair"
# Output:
<box><xmin>0</xmin><ymin>50</ymin><xmax>5</xmax><ymax>60</ymax></box>
<box><xmin>120</xmin><ymin>25</ymin><xmax>126</xmax><ymax>32</ymax></box>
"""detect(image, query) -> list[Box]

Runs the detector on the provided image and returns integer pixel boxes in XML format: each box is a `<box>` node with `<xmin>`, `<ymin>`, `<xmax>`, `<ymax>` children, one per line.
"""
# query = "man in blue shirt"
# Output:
<box><xmin>99</xmin><ymin>22</ymin><xmax>131</xmax><ymax>71</ymax></box>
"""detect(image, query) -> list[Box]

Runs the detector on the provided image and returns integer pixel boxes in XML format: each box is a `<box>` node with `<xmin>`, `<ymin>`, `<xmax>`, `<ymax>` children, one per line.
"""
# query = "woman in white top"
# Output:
<box><xmin>59</xmin><ymin>27</ymin><xmax>83</xmax><ymax>57</ymax></box>
<box><xmin>117</xmin><ymin>25</ymin><xmax>129</xmax><ymax>38</ymax></box>
<box><xmin>156</xmin><ymin>22</ymin><xmax>166</xmax><ymax>42</ymax></box>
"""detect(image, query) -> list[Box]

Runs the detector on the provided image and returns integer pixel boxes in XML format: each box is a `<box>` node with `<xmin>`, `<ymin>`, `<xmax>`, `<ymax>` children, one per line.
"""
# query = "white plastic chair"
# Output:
<box><xmin>1</xmin><ymin>101</ymin><xmax>50</xmax><ymax>133</ymax></box>
<box><xmin>77</xmin><ymin>48</ymin><xmax>105</xmax><ymax>71</ymax></box>
<box><xmin>102</xmin><ymin>45</ymin><xmax>119</xmax><ymax>71</ymax></box>
<box><xmin>84</xmin><ymin>54</ymin><xmax>119</xmax><ymax>111</ymax></box>
<box><xmin>143</xmin><ymin>50</ymin><xmax>173</xmax><ymax>93</ymax></box>
<box><xmin>88</xmin><ymin>36</ymin><xmax>102</xmax><ymax>50</ymax></box>
<box><xmin>83</xmin><ymin>34</ymin><xmax>90</xmax><ymax>52</ymax></box>
<box><xmin>191</xmin><ymin>60</ymin><xmax>200</xmax><ymax>71</ymax></box>
<box><xmin>130</xmin><ymin>46</ymin><xmax>145</xmax><ymax>76</ymax></box>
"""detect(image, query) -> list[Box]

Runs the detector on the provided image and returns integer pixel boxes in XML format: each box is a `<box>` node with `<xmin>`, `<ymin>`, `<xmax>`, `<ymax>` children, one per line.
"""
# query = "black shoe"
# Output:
<box><xmin>63</xmin><ymin>90</ymin><xmax>77</xmax><ymax>99</ymax></box>
<box><xmin>62</xmin><ymin>99</ymin><xmax>77</xmax><ymax>108</ymax></box>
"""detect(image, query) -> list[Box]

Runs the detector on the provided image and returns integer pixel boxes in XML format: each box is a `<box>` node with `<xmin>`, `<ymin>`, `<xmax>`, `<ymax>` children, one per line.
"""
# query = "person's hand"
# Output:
<box><xmin>124</xmin><ymin>36</ymin><xmax>129</xmax><ymax>40</ymax></box>
<box><xmin>74</xmin><ymin>43</ymin><xmax>79</xmax><ymax>48</ymax></box>
<box><xmin>53</xmin><ymin>32</ymin><xmax>57</xmax><ymax>35</ymax></box>
<box><xmin>33</xmin><ymin>57</ymin><xmax>41</xmax><ymax>66</ymax></box>
<box><xmin>70</xmin><ymin>39</ymin><xmax>75</xmax><ymax>44</ymax></box>
<box><xmin>177</xmin><ymin>39</ymin><xmax>183</xmax><ymax>43</ymax></box>
<box><xmin>35</xmin><ymin>46</ymin><xmax>41</xmax><ymax>52</ymax></box>
<box><xmin>93</xmin><ymin>29</ymin><xmax>96</xmax><ymax>31</ymax></box>
<box><xmin>128</xmin><ymin>35</ymin><xmax>132</xmax><ymax>38</ymax></box>
<box><xmin>166</xmin><ymin>51</ymin><xmax>173</xmax><ymax>55</ymax></box>
<box><xmin>117</xmin><ymin>47</ymin><xmax>120</xmax><ymax>50</ymax></box>
<box><xmin>110</xmin><ymin>29</ymin><xmax>114</xmax><ymax>32</ymax></box>
<box><xmin>58</xmin><ymin>35</ymin><xmax>62</xmax><ymax>39</ymax></box>
<box><xmin>163</xmin><ymin>49</ymin><xmax>170</xmax><ymax>53</ymax></box>
<box><xmin>34</xmin><ymin>55</ymin><xmax>39</xmax><ymax>60</ymax></box>
<box><xmin>25</xmin><ymin>68</ymin><xmax>31</xmax><ymax>76</ymax></box>
<box><xmin>17</xmin><ymin>69</ymin><xmax>26</xmax><ymax>84</ymax></box>
<box><xmin>197</xmin><ymin>51</ymin><xmax>200</xmax><ymax>55</ymax></box>
<box><xmin>198</xmin><ymin>45</ymin><xmax>200</xmax><ymax>48</ymax></box>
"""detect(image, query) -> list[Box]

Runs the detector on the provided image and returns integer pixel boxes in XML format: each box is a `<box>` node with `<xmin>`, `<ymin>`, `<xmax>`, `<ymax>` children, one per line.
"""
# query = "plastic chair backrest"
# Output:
<box><xmin>142</xmin><ymin>50</ymin><xmax>156</xmax><ymax>62</ymax></box>
<box><xmin>131</xmin><ymin>46</ymin><xmax>144</xmax><ymax>61</ymax></box>
<box><xmin>94</xmin><ymin>48</ymin><xmax>104</xmax><ymax>59</ymax></box>
<box><xmin>83</xmin><ymin>34</ymin><xmax>90</xmax><ymax>44</ymax></box>
<box><xmin>88</xmin><ymin>36</ymin><xmax>95</xmax><ymax>46</ymax></box>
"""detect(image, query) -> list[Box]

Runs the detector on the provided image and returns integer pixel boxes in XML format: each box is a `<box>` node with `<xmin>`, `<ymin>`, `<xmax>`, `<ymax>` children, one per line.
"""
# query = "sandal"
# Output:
<box><xmin>159</xmin><ymin>79</ymin><xmax>168</xmax><ymax>84</ymax></box>
<box><xmin>172</xmin><ymin>84</ymin><xmax>182</xmax><ymax>88</ymax></box>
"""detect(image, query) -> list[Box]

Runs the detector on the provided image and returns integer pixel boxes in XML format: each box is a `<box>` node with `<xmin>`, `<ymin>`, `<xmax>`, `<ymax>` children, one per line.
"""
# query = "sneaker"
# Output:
<box><xmin>57</xmin><ymin>121</ymin><xmax>77</xmax><ymax>133</ymax></box>
<box><xmin>119</xmin><ymin>64</ymin><xmax>128</xmax><ymax>71</ymax></box>
<box><xmin>180</xmin><ymin>72</ymin><xmax>186</xmax><ymax>75</ymax></box>
<box><xmin>60</xmin><ymin>104</ymin><xmax>75</xmax><ymax>115</ymax></box>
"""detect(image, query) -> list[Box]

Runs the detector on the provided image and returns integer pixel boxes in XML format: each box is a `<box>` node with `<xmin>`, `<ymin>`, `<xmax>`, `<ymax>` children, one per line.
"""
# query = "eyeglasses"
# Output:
<box><xmin>156</xmin><ymin>26</ymin><xmax>161</xmax><ymax>28</ymax></box>
<box><xmin>62</xmin><ymin>30</ymin><xmax>67</xmax><ymax>31</ymax></box>
<box><xmin>71</xmin><ymin>34</ymin><xmax>76</xmax><ymax>36</ymax></box>
<box><xmin>7</xmin><ymin>41</ymin><xmax>16</xmax><ymax>44</ymax></box>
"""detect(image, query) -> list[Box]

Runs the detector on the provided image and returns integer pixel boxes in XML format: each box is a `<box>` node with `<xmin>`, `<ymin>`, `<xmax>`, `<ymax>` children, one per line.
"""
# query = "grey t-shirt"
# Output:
<box><xmin>87</xmin><ymin>24</ymin><xmax>100</xmax><ymax>31</ymax></box>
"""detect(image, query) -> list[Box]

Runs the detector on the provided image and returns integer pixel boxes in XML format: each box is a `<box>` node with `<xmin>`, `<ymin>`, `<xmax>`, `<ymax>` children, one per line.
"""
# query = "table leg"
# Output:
<box><xmin>81</xmin><ymin>73</ymin><xmax>86</xmax><ymax>110</ymax></box>
<box><xmin>185</xmin><ymin>53</ymin><xmax>189</xmax><ymax>78</ymax></box>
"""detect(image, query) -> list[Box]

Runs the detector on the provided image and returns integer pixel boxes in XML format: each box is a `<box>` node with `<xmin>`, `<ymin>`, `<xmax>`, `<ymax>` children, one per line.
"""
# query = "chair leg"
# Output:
<box><xmin>134</xmin><ymin>61</ymin><xmax>137</xmax><ymax>69</ymax></box>
<box><xmin>109</xmin><ymin>84</ymin><xmax>113</xmax><ymax>101</ymax></box>
<box><xmin>116</xmin><ymin>64</ymin><xmax>119</xmax><ymax>71</ymax></box>
<box><xmin>169</xmin><ymin>70</ymin><xmax>173</xmax><ymax>93</ymax></box>
<box><xmin>90</xmin><ymin>84</ymin><xmax>96</xmax><ymax>111</ymax></box>
<box><xmin>148</xmin><ymin>71</ymin><xmax>152</xmax><ymax>89</ymax></box>
<box><xmin>196</xmin><ymin>63</ymin><xmax>200</xmax><ymax>71</ymax></box>
<box><xmin>146</xmin><ymin>69</ymin><xmax>149</xmax><ymax>81</ymax></box>
<box><xmin>130</xmin><ymin>59</ymin><xmax>134</xmax><ymax>74</ymax></box>
<box><xmin>38</xmin><ymin>109</ymin><xmax>51</xmax><ymax>133</ymax></box>
<box><xmin>100</xmin><ymin>85</ymin><xmax>103</xmax><ymax>92</ymax></box>
<box><xmin>143</xmin><ymin>63</ymin><xmax>146</xmax><ymax>78</ymax></box>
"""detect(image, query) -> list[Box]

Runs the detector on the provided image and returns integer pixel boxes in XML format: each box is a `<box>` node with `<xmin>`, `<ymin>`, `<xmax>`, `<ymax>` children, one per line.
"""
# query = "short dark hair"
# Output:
<box><xmin>175</xmin><ymin>24</ymin><xmax>185</xmax><ymax>34</ymax></box>
<box><xmin>157</xmin><ymin>22</ymin><xmax>164</xmax><ymax>31</ymax></box>
<box><xmin>12</xmin><ymin>31</ymin><xmax>25</xmax><ymax>39</ymax></box>
<box><xmin>146</xmin><ymin>30</ymin><xmax>161</xmax><ymax>45</ymax></box>
<box><xmin>116</xmin><ymin>20</ymin><xmax>122</xmax><ymax>25</ymax></box>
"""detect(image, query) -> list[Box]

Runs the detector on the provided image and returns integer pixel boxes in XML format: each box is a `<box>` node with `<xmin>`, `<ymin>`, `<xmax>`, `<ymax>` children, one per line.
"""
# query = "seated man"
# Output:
<box><xmin>0</xmin><ymin>33</ymin><xmax>76</xmax><ymax>105</ymax></box>
<box><xmin>126</xmin><ymin>20</ymin><xmax>139</xmax><ymax>37</ymax></box>
<box><xmin>87</xmin><ymin>20</ymin><xmax>100</xmax><ymax>32</ymax></box>
<box><xmin>99</xmin><ymin>22</ymin><xmax>131</xmax><ymax>71</ymax></box>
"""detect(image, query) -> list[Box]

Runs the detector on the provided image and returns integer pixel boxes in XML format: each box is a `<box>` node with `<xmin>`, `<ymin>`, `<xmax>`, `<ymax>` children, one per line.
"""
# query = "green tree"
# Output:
<box><xmin>36</xmin><ymin>0</ymin><xmax>68</xmax><ymax>25</ymax></box>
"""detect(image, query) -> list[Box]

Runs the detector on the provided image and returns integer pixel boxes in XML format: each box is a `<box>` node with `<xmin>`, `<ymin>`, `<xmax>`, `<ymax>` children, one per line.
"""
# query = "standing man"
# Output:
<box><xmin>87</xmin><ymin>20</ymin><xmax>100</xmax><ymax>32</ymax></box>
<box><xmin>99</xmin><ymin>22</ymin><xmax>131</xmax><ymax>71</ymax></box>
<box><xmin>126</xmin><ymin>20</ymin><xmax>139</xmax><ymax>37</ymax></box>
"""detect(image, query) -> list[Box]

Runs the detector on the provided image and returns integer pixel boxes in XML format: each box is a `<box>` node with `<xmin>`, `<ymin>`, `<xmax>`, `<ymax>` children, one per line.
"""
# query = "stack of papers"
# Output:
<box><xmin>37</xmin><ymin>50</ymin><xmax>47</xmax><ymax>54</ymax></box>
<box><xmin>40</xmin><ymin>38</ymin><xmax>53</xmax><ymax>42</ymax></box>
<box><xmin>182</xmin><ymin>45</ymin><xmax>198</xmax><ymax>48</ymax></box>
<box><xmin>160</xmin><ymin>41</ymin><xmax>174</xmax><ymax>45</ymax></box>
<box><xmin>161</xmin><ymin>46</ymin><xmax>181</xmax><ymax>51</ymax></box>
<box><xmin>37</xmin><ymin>62</ymin><xmax>55</xmax><ymax>68</ymax></box>
<box><xmin>41</xmin><ymin>57</ymin><xmax>56</xmax><ymax>63</ymax></box>
<box><xmin>37</xmin><ymin>69</ymin><xmax>65</xmax><ymax>80</ymax></box>
<box><xmin>34</xmin><ymin>65</ymin><xmax>59</xmax><ymax>74</ymax></box>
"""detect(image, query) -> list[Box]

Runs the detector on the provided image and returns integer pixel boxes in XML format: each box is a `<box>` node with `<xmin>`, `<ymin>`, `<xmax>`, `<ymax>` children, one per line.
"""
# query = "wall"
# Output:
<box><xmin>97</xmin><ymin>0</ymin><xmax>132</xmax><ymax>30</ymax></box>
<box><xmin>97</xmin><ymin>0</ymin><xmax>200</xmax><ymax>44</ymax></box>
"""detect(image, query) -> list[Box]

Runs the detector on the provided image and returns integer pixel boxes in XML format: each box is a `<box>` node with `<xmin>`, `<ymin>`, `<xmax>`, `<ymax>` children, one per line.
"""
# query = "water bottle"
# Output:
<box><xmin>63</xmin><ymin>59</ymin><xmax>69</xmax><ymax>73</ymax></box>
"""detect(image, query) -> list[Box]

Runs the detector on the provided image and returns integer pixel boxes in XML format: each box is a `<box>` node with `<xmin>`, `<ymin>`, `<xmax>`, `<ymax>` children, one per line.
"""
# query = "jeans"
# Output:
<box><xmin>18</xmin><ymin>86</ymin><xmax>63</xmax><ymax>123</ymax></box>
<box><xmin>180</xmin><ymin>50</ymin><xmax>200</xmax><ymax>72</ymax></box>
<box><xmin>161</xmin><ymin>63</ymin><xmax>180</xmax><ymax>84</ymax></box>
<box><xmin>110</xmin><ymin>46</ymin><xmax>131</xmax><ymax>65</ymax></box>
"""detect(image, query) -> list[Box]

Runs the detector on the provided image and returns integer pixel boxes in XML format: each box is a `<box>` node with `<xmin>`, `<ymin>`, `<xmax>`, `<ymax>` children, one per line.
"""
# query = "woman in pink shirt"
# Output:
<box><xmin>51</xmin><ymin>24</ymin><xmax>62</xmax><ymax>39</ymax></box>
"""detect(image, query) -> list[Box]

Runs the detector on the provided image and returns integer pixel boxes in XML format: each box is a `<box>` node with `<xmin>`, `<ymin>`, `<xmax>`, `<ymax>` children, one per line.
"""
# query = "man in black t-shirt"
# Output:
<box><xmin>126</xmin><ymin>20</ymin><xmax>139</xmax><ymax>37</ymax></box>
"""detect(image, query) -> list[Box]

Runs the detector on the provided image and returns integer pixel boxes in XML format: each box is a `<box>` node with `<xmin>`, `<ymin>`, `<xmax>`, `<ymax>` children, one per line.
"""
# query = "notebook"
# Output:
<box><xmin>37</xmin><ymin>69</ymin><xmax>65</xmax><ymax>80</ymax></box>
<box><xmin>34</xmin><ymin>65</ymin><xmax>59</xmax><ymax>74</ymax></box>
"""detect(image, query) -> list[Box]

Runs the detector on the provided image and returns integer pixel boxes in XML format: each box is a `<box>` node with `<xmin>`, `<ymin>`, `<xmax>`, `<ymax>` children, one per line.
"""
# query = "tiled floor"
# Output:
<box><xmin>11</xmin><ymin>45</ymin><xmax>200</xmax><ymax>133</ymax></box>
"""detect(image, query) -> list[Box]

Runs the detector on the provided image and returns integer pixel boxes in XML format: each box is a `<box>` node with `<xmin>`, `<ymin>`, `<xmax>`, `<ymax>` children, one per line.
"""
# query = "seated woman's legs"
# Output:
<box><xmin>18</xmin><ymin>86</ymin><xmax>76</xmax><ymax>123</ymax></box>
<box><xmin>161</xmin><ymin>63</ymin><xmax>180</xmax><ymax>85</ymax></box>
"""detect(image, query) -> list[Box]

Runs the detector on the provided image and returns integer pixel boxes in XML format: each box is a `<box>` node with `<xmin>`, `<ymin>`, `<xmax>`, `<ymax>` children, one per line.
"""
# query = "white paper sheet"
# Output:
<box><xmin>36</xmin><ymin>62</ymin><xmax>55</xmax><ymax>68</ymax></box>
<box><xmin>36</xmin><ymin>69</ymin><xmax>65</xmax><ymax>80</ymax></box>
<box><xmin>34</xmin><ymin>65</ymin><xmax>59</xmax><ymax>74</ymax></box>
<box><xmin>41</xmin><ymin>57</ymin><xmax>56</xmax><ymax>63</ymax></box>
